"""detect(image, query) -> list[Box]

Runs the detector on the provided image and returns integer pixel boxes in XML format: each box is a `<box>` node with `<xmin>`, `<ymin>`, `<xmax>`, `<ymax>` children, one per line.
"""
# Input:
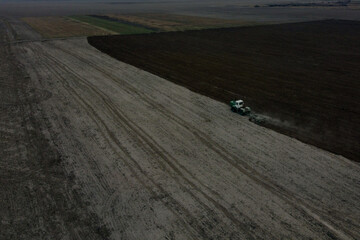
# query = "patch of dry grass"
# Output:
<box><xmin>22</xmin><ymin>17</ymin><xmax>114</xmax><ymax>38</ymax></box>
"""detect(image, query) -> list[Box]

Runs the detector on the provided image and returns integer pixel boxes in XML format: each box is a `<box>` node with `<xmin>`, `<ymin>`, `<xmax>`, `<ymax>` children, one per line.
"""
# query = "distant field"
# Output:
<box><xmin>22</xmin><ymin>17</ymin><xmax>113</xmax><ymax>38</ymax></box>
<box><xmin>70</xmin><ymin>15</ymin><xmax>154</xmax><ymax>35</ymax></box>
<box><xmin>89</xmin><ymin>20</ymin><xmax>360</xmax><ymax>161</ymax></box>
<box><xmin>22</xmin><ymin>14</ymin><xmax>260</xmax><ymax>38</ymax></box>
<box><xmin>107</xmin><ymin>13</ymin><xmax>261</xmax><ymax>31</ymax></box>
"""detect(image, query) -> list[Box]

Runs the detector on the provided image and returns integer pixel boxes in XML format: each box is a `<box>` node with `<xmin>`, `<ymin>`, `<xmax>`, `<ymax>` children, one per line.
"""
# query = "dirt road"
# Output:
<box><xmin>1</xmin><ymin>19</ymin><xmax>360</xmax><ymax>239</ymax></box>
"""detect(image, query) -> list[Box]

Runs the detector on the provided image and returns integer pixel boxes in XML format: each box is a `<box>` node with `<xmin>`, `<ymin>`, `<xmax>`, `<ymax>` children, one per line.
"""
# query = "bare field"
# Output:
<box><xmin>0</xmin><ymin>19</ymin><xmax>110</xmax><ymax>239</ymax></box>
<box><xmin>107</xmin><ymin>13</ymin><xmax>261</xmax><ymax>31</ymax></box>
<box><xmin>88</xmin><ymin>20</ymin><xmax>360</xmax><ymax>162</ymax></box>
<box><xmin>22</xmin><ymin>16</ymin><xmax>113</xmax><ymax>38</ymax></box>
<box><xmin>1</xmin><ymin>18</ymin><xmax>360</xmax><ymax>239</ymax></box>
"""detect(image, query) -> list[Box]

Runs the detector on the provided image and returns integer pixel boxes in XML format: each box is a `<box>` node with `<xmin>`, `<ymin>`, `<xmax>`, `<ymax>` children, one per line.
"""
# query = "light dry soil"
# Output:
<box><xmin>1</xmin><ymin>19</ymin><xmax>359</xmax><ymax>239</ymax></box>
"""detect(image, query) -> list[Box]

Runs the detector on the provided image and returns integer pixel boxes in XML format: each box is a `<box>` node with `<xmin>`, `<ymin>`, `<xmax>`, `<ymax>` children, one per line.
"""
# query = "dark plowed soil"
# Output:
<box><xmin>88</xmin><ymin>20</ymin><xmax>360</xmax><ymax>161</ymax></box>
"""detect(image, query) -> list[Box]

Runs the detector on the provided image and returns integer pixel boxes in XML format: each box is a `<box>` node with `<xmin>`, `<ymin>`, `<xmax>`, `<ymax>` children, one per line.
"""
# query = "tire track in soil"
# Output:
<box><xmin>21</xmin><ymin>46</ymin><xmax>128</xmax><ymax>238</ymax></box>
<box><xmin>45</xmin><ymin>40</ymin><xmax>357</xmax><ymax>239</ymax></box>
<box><xmin>50</xmin><ymin>41</ymin><xmax>357</xmax><ymax>239</ymax></box>
<box><xmin>18</xmin><ymin>38</ymin><xmax>359</xmax><ymax>239</ymax></box>
<box><xmin>41</xmin><ymin>43</ymin><xmax>261</xmax><ymax>239</ymax></box>
<box><xmin>22</xmin><ymin>43</ymin><xmax>117</xmax><ymax>206</ymax></box>
<box><xmin>9</xmin><ymin>43</ymin><xmax>110</xmax><ymax>240</ymax></box>
<box><xmin>36</xmin><ymin>41</ymin><xmax>283</xmax><ymax>239</ymax></box>
<box><xmin>39</xmin><ymin>42</ymin><xmax>324</xmax><ymax>238</ymax></box>
<box><xmin>1</xmin><ymin>23</ymin><xmax>111</xmax><ymax>240</ymax></box>
<box><xmin>26</xmin><ymin>43</ymin><xmax>207</xmax><ymax>240</ymax></box>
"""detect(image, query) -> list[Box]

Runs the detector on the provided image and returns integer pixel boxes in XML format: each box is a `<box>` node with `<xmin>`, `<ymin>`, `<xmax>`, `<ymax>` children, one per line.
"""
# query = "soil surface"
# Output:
<box><xmin>88</xmin><ymin>20</ymin><xmax>360</xmax><ymax>161</ymax></box>
<box><xmin>1</xmin><ymin>18</ymin><xmax>360</xmax><ymax>239</ymax></box>
<box><xmin>0</xmin><ymin>18</ymin><xmax>110</xmax><ymax>239</ymax></box>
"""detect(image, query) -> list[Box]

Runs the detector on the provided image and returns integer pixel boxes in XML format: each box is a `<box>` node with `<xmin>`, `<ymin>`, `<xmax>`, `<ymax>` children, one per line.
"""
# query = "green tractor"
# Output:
<box><xmin>230</xmin><ymin>100</ymin><xmax>251</xmax><ymax>115</ymax></box>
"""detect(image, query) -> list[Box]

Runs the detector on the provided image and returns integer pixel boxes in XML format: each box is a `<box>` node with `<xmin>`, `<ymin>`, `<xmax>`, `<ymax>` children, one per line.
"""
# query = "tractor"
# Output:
<box><xmin>230</xmin><ymin>100</ymin><xmax>251</xmax><ymax>115</ymax></box>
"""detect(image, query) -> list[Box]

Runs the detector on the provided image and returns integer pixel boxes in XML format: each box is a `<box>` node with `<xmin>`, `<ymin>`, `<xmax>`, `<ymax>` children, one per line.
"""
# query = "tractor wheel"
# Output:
<box><xmin>231</xmin><ymin>107</ymin><xmax>236</xmax><ymax>112</ymax></box>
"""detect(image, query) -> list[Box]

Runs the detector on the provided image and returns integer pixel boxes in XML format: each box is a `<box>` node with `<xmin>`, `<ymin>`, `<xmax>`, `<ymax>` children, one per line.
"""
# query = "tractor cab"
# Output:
<box><xmin>230</xmin><ymin>100</ymin><xmax>244</xmax><ymax>109</ymax></box>
<box><xmin>234</xmin><ymin>100</ymin><xmax>244</xmax><ymax>108</ymax></box>
<box><xmin>230</xmin><ymin>99</ymin><xmax>251</xmax><ymax>115</ymax></box>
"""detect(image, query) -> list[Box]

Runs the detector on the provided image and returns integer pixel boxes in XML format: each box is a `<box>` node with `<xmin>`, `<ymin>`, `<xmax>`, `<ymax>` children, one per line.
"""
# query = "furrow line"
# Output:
<box><xmin>32</xmin><ymin>43</ymin><xmax>206</xmax><ymax>239</ymax></box>
<box><xmin>42</xmin><ymin>43</ymin><xmax>262</xmax><ymax>239</ymax></box>
<box><xmin>50</xmin><ymin>42</ymin><xmax>351</xmax><ymax>239</ymax></box>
